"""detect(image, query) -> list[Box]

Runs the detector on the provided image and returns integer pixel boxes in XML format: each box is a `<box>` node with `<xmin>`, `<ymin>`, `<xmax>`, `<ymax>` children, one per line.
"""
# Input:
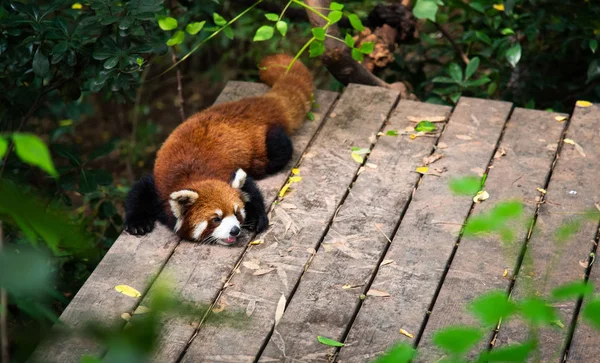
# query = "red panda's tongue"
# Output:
<box><xmin>225</xmin><ymin>236</ymin><xmax>236</xmax><ymax>244</ymax></box>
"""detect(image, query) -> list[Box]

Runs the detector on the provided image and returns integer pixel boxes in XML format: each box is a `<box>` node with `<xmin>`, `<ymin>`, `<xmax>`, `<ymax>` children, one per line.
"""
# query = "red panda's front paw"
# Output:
<box><xmin>254</xmin><ymin>213</ymin><xmax>269</xmax><ymax>234</ymax></box>
<box><xmin>124</xmin><ymin>218</ymin><xmax>155</xmax><ymax>236</ymax></box>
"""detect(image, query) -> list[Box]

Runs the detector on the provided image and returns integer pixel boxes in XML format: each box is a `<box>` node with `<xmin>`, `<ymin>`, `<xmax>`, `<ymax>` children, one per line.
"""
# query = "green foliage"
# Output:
<box><xmin>582</xmin><ymin>299</ymin><xmax>600</xmax><ymax>330</ymax></box>
<box><xmin>449</xmin><ymin>176</ymin><xmax>482</xmax><ymax>196</ymax></box>
<box><xmin>518</xmin><ymin>297</ymin><xmax>558</xmax><ymax>326</ymax></box>
<box><xmin>374</xmin><ymin>343</ymin><xmax>415</xmax><ymax>363</ymax></box>
<box><xmin>432</xmin><ymin>326</ymin><xmax>483</xmax><ymax>355</ymax></box>
<box><xmin>316</xmin><ymin>335</ymin><xmax>345</xmax><ymax>347</ymax></box>
<box><xmin>414</xmin><ymin>120</ymin><xmax>437</xmax><ymax>132</ymax></box>
<box><xmin>469</xmin><ymin>291</ymin><xmax>516</xmax><ymax>326</ymax></box>
<box><xmin>551</xmin><ymin>281</ymin><xmax>594</xmax><ymax>301</ymax></box>
<box><xmin>463</xmin><ymin>201</ymin><xmax>523</xmax><ymax>242</ymax></box>
<box><xmin>476</xmin><ymin>341</ymin><xmax>535</xmax><ymax>363</ymax></box>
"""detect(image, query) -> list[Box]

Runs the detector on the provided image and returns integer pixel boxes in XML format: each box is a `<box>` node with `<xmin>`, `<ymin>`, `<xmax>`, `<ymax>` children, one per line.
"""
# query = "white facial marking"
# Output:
<box><xmin>215</xmin><ymin>209</ymin><xmax>223</xmax><ymax>218</ymax></box>
<box><xmin>234</xmin><ymin>204</ymin><xmax>238</xmax><ymax>213</ymax></box>
<box><xmin>231</xmin><ymin>168</ymin><xmax>247</xmax><ymax>189</ymax></box>
<box><xmin>192</xmin><ymin>221</ymin><xmax>208</xmax><ymax>241</ymax></box>
<box><xmin>212</xmin><ymin>215</ymin><xmax>240</xmax><ymax>239</ymax></box>
<box><xmin>240</xmin><ymin>208</ymin><xmax>246</xmax><ymax>219</ymax></box>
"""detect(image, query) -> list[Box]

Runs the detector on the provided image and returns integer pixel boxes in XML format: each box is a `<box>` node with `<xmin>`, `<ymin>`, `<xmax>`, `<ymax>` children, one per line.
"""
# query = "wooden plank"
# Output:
<box><xmin>257</xmin><ymin>100</ymin><xmax>452</xmax><ymax>361</ymax></box>
<box><xmin>494</xmin><ymin>103</ymin><xmax>600</xmax><ymax>361</ymax></box>
<box><xmin>414</xmin><ymin>108</ymin><xmax>566</xmax><ymax>362</ymax></box>
<box><xmin>179</xmin><ymin>84</ymin><xmax>400</xmax><ymax>363</ymax></box>
<box><xmin>31</xmin><ymin>224</ymin><xmax>180</xmax><ymax>362</ymax></box>
<box><xmin>146</xmin><ymin>86</ymin><xmax>339</xmax><ymax>362</ymax></box>
<box><xmin>337</xmin><ymin>97</ymin><xmax>513</xmax><ymax>362</ymax></box>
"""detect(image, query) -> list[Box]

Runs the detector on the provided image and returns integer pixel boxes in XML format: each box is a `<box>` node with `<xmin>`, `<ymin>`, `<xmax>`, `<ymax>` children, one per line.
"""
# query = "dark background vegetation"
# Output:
<box><xmin>1</xmin><ymin>0</ymin><xmax>599</xmax><ymax>361</ymax></box>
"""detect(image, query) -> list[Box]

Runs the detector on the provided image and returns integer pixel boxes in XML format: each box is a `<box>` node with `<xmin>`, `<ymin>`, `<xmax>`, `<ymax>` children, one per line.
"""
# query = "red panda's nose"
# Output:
<box><xmin>230</xmin><ymin>226</ymin><xmax>241</xmax><ymax>237</ymax></box>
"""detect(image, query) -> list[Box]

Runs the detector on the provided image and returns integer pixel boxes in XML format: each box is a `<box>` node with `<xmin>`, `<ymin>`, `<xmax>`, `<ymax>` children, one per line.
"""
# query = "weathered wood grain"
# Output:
<box><xmin>146</xmin><ymin>85</ymin><xmax>339</xmax><ymax>362</ymax></box>
<box><xmin>494</xmin><ymin>103</ymin><xmax>600</xmax><ymax>361</ymax></box>
<box><xmin>30</xmin><ymin>224</ymin><xmax>180</xmax><ymax>363</ymax></box>
<box><xmin>337</xmin><ymin>97</ymin><xmax>513</xmax><ymax>362</ymax></box>
<box><xmin>415</xmin><ymin>108</ymin><xmax>567</xmax><ymax>362</ymax></box>
<box><xmin>257</xmin><ymin>100</ymin><xmax>452</xmax><ymax>361</ymax></box>
<box><xmin>180</xmin><ymin>84</ymin><xmax>400</xmax><ymax>363</ymax></box>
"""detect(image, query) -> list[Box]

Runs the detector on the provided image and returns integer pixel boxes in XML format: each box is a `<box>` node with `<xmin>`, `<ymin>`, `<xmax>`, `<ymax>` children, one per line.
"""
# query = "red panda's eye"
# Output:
<box><xmin>212</xmin><ymin>217</ymin><xmax>221</xmax><ymax>224</ymax></box>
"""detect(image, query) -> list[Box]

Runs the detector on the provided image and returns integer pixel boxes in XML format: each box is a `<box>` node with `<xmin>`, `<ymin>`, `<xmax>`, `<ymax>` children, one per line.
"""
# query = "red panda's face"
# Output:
<box><xmin>168</xmin><ymin>170</ymin><xmax>247</xmax><ymax>245</ymax></box>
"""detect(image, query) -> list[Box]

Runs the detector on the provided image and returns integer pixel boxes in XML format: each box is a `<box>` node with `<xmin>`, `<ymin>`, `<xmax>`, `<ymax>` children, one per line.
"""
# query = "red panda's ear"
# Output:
<box><xmin>231</xmin><ymin>168</ymin><xmax>247</xmax><ymax>190</ymax></box>
<box><xmin>169</xmin><ymin>190</ymin><xmax>198</xmax><ymax>219</ymax></box>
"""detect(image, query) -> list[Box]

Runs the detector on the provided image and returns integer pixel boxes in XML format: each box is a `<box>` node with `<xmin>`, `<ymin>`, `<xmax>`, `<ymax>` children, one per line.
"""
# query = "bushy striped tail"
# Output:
<box><xmin>259</xmin><ymin>54</ymin><xmax>314</xmax><ymax>134</ymax></box>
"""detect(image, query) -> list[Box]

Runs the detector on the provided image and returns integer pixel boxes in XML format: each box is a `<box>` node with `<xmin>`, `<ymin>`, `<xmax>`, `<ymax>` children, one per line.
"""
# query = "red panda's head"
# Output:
<box><xmin>168</xmin><ymin>169</ymin><xmax>247</xmax><ymax>245</ymax></box>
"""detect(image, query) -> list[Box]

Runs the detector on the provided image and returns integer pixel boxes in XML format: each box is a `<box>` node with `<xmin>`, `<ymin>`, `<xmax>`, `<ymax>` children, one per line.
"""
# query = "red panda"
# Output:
<box><xmin>124</xmin><ymin>54</ymin><xmax>313</xmax><ymax>245</ymax></box>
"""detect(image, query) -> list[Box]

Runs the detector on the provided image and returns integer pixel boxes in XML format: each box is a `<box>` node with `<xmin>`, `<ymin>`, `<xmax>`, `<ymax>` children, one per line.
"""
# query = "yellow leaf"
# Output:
<box><xmin>351</xmin><ymin>152</ymin><xmax>364</xmax><ymax>164</ymax></box>
<box><xmin>563</xmin><ymin>138</ymin><xmax>575</xmax><ymax>145</ymax></box>
<box><xmin>366</xmin><ymin>289</ymin><xmax>391</xmax><ymax>297</ymax></box>
<box><xmin>249</xmin><ymin>239</ymin><xmax>263</xmax><ymax>245</ymax></box>
<box><xmin>289</xmin><ymin>176</ymin><xmax>302</xmax><ymax>183</ymax></box>
<box><xmin>399</xmin><ymin>328</ymin><xmax>414</xmax><ymax>339</ymax></box>
<box><xmin>416</xmin><ymin>166</ymin><xmax>429</xmax><ymax>174</ymax></box>
<box><xmin>409</xmin><ymin>134</ymin><xmax>417</xmax><ymax>140</ymax></box>
<box><xmin>503</xmin><ymin>269</ymin><xmax>509</xmax><ymax>278</ymax></box>
<box><xmin>536</xmin><ymin>187</ymin><xmax>547</xmax><ymax>194</ymax></box>
<box><xmin>554</xmin><ymin>115</ymin><xmax>567</xmax><ymax>122</ymax></box>
<box><xmin>291</xmin><ymin>168</ymin><xmax>300</xmax><ymax>175</ymax></box>
<box><xmin>473</xmin><ymin>190</ymin><xmax>490</xmax><ymax>203</ymax></box>
<box><xmin>493</xmin><ymin>3</ymin><xmax>505</xmax><ymax>11</ymax></box>
<box><xmin>71</xmin><ymin>2</ymin><xmax>83</xmax><ymax>9</ymax></box>
<box><xmin>115</xmin><ymin>285</ymin><xmax>141</xmax><ymax>298</ymax></box>
<box><xmin>576</xmin><ymin>100</ymin><xmax>592</xmax><ymax>107</ymax></box>
<box><xmin>59</xmin><ymin>119</ymin><xmax>73</xmax><ymax>126</ymax></box>
<box><xmin>279</xmin><ymin>182</ymin><xmax>291</xmax><ymax>198</ymax></box>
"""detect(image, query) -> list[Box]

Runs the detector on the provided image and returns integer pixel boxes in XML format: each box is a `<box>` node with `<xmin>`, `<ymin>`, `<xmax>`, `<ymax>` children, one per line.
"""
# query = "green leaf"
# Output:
<box><xmin>587</xmin><ymin>60</ymin><xmax>600</xmax><ymax>83</ymax></box>
<box><xmin>351</xmin><ymin>48</ymin><xmax>364</xmax><ymax>62</ymax></box>
<box><xmin>265</xmin><ymin>13</ymin><xmax>279</xmax><ymax>21</ymax></box>
<box><xmin>432</xmin><ymin>76</ymin><xmax>458</xmax><ymax>84</ymax></box>
<box><xmin>330</xmin><ymin>2</ymin><xmax>344</xmax><ymax>11</ymax></box>
<box><xmin>309</xmin><ymin>41</ymin><xmax>325</xmax><ymax>57</ymax></box>
<box><xmin>317</xmin><ymin>335</ymin><xmax>344</xmax><ymax>347</ymax></box>
<box><xmin>12</xmin><ymin>133</ymin><xmax>58</xmax><ymax>177</ymax></box>
<box><xmin>501</xmin><ymin>28</ymin><xmax>515</xmax><ymax>35</ymax></box>
<box><xmin>449</xmin><ymin>176</ymin><xmax>481</xmax><ymax>195</ymax></box>
<box><xmin>506</xmin><ymin>43</ymin><xmax>522</xmax><ymax>67</ymax></box>
<box><xmin>463</xmin><ymin>77</ymin><xmax>491</xmax><ymax>87</ymax></box>
<box><xmin>386</xmin><ymin>130</ymin><xmax>399</xmax><ymax>136</ymax></box>
<box><xmin>103</xmin><ymin>56</ymin><xmax>119</xmax><ymax>69</ymax></box>
<box><xmin>254</xmin><ymin>25</ymin><xmax>274</xmax><ymax>41</ymax></box>
<box><xmin>158</xmin><ymin>17</ymin><xmax>178</xmax><ymax>31</ymax></box>
<box><xmin>448</xmin><ymin>63</ymin><xmax>463</xmax><ymax>82</ymax></box>
<box><xmin>432</xmin><ymin>326</ymin><xmax>483</xmax><ymax>355</ymax></box>
<box><xmin>345</xmin><ymin>33</ymin><xmax>355</xmax><ymax>48</ymax></box>
<box><xmin>312</xmin><ymin>27</ymin><xmax>325</xmax><ymax>41</ymax></box>
<box><xmin>80</xmin><ymin>355</ymin><xmax>103</xmax><ymax>363</ymax></box>
<box><xmin>223</xmin><ymin>27</ymin><xmax>234</xmax><ymax>40</ymax></box>
<box><xmin>186</xmin><ymin>21</ymin><xmax>205</xmax><ymax>35</ymax></box>
<box><xmin>413</xmin><ymin>0</ymin><xmax>439</xmax><ymax>22</ymax></box>
<box><xmin>475</xmin><ymin>31</ymin><xmax>492</xmax><ymax>45</ymax></box>
<box><xmin>328</xmin><ymin>10</ymin><xmax>342</xmax><ymax>23</ymax></box>
<box><xmin>477</xmin><ymin>341</ymin><xmax>535</xmax><ymax>363</ymax></box>
<box><xmin>276</xmin><ymin>21</ymin><xmax>288</xmax><ymax>36</ymax></box>
<box><xmin>469</xmin><ymin>2</ymin><xmax>485</xmax><ymax>13</ymax></box>
<box><xmin>307</xmin><ymin>111</ymin><xmax>315</xmax><ymax>121</ymax></box>
<box><xmin>469</xmin><ymin>291</ymin><xmax>516</xmax><ymax>326</ymax></box>
<box><xmin>374</xmin><ymin>343</ymin><xmax>415</xmax><ymax>363</ymax></box>
<box><xmin>79</xmin><ymin>169</ymin><xmax>97</xmax><ymax>193</ymax></box>
<box><xmin>582</xmin><ymin>299</ymin><xmax>600</xmax><ymax>330</ymax></box>
<box><xmin>519</xmin><ymin>298</ymin><xmax>558</xmax><ymax>325</ymax></box>
<box><xmin>213</xmin><ymin>13</ymin><xmax>227</xmax><ymax>26</ymax></box>
<box><xmin>166</xmin><ymin>30</ymin><xmax>185</xmax><ymax>46</ymax></box>
<box><xmin>590</xmin><ymin>39</ymin><xmax>598</xmax><ymax>54</ymax></box>
<box><xmin>52</xmin><ymin>41</ymin><xmax>68</xmax><ymax>55</ymax></box>
<box><xmin>348</xmin><ymin>14</ymin><xmax>364</xmax><ymax>31</ymax></box>
<box><xmin>359</xmin><ymin>42</ymin><xmax>374</xmax><ymax>54</ymax></box>
<box><xmin>556</xmin><ymin>219</ymin><xmax>581</xmax><ymax>243</ymax></box>
<box><xmin>415</xmin><ymin>121</ymin><xmax>437</xmax><ymax>132</ymax></box>
<box><xmin>465</xmin><ymin>57</ymin><xmax>480</xmax><ymax>80</ymax></box>
<box><xmin>551</xmin><ymin>281</ymin><xmax>594</xmax><ymax>300</ymax></box>
<box><xmin>33</xmin><ymin>48</ymin><xmax>49</xmax><ymax>77</ymax></box>
<box><xmin>0</xmin><ymin>137</ymin><xmax>7</xmax><ymax>159</ymax></box>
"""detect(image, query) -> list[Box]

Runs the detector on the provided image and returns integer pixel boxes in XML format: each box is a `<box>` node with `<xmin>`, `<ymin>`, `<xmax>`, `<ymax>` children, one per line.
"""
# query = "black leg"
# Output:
<box><xmin>240</xmin><ymin>176</ymin><xmax>268</xmax><ymax>233</ymax></box>
<box><xmin>265</xmin><ymin>124</ymin><xmax>293</xmax><ymax>175</ymax></box>
<box><xmin>124</xmin><ymin>175</ymin><xmax>167</xmax><ymax>235</ymax></box>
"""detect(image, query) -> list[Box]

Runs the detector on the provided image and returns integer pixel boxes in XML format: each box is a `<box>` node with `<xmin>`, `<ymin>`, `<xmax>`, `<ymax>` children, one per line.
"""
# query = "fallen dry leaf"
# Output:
<box><xmin>546</xmin><ymin>143</ymin><xmax>558</xmax><ymax>151</ymax></box>
<box><xmin>330</xmin><ymin>112</ymin><xmax>337</xmax><ymax>118</ymax></box>
<box><xmin>407</xmin><ymin>115</ymin><xmax>446</xmax><ymax>122</ymax></box>
<box><xmin>289</xmin><ymin>176</ymin><xmax>302</xmax><ymax>183</ymax></box>
<box><xmin>366</xmin><ymin>162</ymin><xmax>377</xmax><ymax>169</ymax></box>
<box><xmin>437</xmin><ymin>142</ymin><xmax>448</xmax><ymax>149</ymax></box>
<box><xmin>212</xmin><ymin>303</ymin><xmax>225</xmax><ymax>313</ymax></box>
<box><xmin>422</xmin><ymin>153</ymin><xmax>444</xmax><ymax>166</ymax></box>
<box><xmin>580</xmin><ymin>259</ymin><xmax>589</xmax><ymax>268</ymax></box>
<box><xmin>554</xmin><ymin>115</ymin><xmax>567</xmax><ymax>122</ymax></box>
<box><xmin>246</xmin><ymin>300</ymin><xmax>256</xmax><ymax>317</ymax></box>
<box><xmin>576</xmin><ymin>100</ymin><xmax>592</xmax><ymax>107</ymax></box>
<box><xmin>416</xmin><ymin>166</ymin><xmax>429</xmax><ymax>174</ymax></box>
<box><xmin>242</xmin><ymin>261</ymin><xmax>261</xmax><ymax>270</ymax></box>
<box><xmin>473</xmin><ymin>190</ymin><xmax>490</xmax><ymax>203</ymax></box>
<box><xmin>291</xmin><ymin>168</ymin><xmax>300</xmax><ymax>175</ymax></box>
<box><xmin>456</xmin><ymin>134</ymin><xmax>473</xmax><ymax>140</ymax></box>
<box><xmin>564</xmin><ymin>138</ymin><xmax>575</xmax><ymax>145</ymax></box>
<box><xmin>278</xmin><ymin>182</ymin><xmax>292</xmax><ymax>198</ymax></box>
<box><xmin>249</xmin><ymin>239</ymin><xmax>264</xmax><ymax>245</ymax></box>
<box><xmin>564</xmin><ymin>138</ymin><xmax>586</xmax><ymax>157</ymax></box>
<box><xmin>366</xmin><ymin>289</ymin><xmax>391</xmax><ymax>297</ymax></box>
<box><xmin>275</xmin><ymin>294</ymin><xmax>286</xmax><ymax>326</ymax></box>
<box><xmin>342</xmin><ymin>283</ymin><xmax>364</xmax><ymax>289</ymax></box>
<box><xmin>409</xmin><ymin>134</ymin><xmax>417</xmax><ymax>140</ymax></box>
<box><xmin>399</xmin><ymin>328</ymin><xmax>414</xmax><ymax>339</ymax></box>
<box><xmin>253</xmin><ymin>268</ymin><xmax>275</xmax><ymax>276</ymax></box>
<box><xmin>537</xmin><ymin>188</ymin><xmax>547</xmax><ymax>194</ymax></box>
<box><xmin>380</xmin><ymin>259</ymin><xmax>394</xmax><ymax>266</ymax></box>
<box><xmin>351</xmin><ymin>152</ymin><xmax>364</xmax><ymax>164</ymax></box>
<box><xmin>503</xmin><ymin>269</ymin><xmax>509</xmax><ymax>278</ymax></box>
<box><xmin>115</xmin><ymin>285</ymin><xmax>141</xmax><ymax>298</ymax></box>
<box><xmin>121</xmin><ymin>313</ymin><xmax>131</xmax><ymax>321</ymax></box>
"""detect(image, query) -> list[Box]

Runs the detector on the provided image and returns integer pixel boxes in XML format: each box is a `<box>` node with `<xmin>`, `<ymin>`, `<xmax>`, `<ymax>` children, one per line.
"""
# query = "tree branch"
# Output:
<box><xmin>434</xmin><ymin>22</ymin><xmax>470</xmax><ymax>65</ymax></box>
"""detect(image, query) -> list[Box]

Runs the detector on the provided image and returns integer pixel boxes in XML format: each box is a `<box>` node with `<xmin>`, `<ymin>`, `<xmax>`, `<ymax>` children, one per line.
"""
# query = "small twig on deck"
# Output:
<box><xmin>171</xmin><ymin>50</ymin><xmax>186</xmax><ymax>122</ymax></box>
<box><xmin>375</xmin><ymin>223</ymin><xmax>392</xmax><ymax>243</ymax></box>
<box><xmin>433</xmin><ymin>22</ymin><xmax>470</xmax><ymax>65</ymax></box>
<box><xmin>0</xmin><ymin>222</ymin><xmax>9</xmax><ymax>363</ymax></box>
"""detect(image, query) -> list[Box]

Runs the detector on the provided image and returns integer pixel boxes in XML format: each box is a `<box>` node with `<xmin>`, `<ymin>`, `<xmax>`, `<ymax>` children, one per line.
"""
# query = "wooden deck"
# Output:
<box><xmin>33</xmin><ymin>82</ymin><xmax>600</xmax><ymax>362</ymax></box>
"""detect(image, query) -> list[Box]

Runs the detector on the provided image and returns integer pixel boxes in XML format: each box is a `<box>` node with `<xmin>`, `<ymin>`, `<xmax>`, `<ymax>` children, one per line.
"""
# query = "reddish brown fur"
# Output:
<box><xmin>153</xmin><ymin>54</ymin><xmax>313</xmax><ymax>238</ymax></box>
